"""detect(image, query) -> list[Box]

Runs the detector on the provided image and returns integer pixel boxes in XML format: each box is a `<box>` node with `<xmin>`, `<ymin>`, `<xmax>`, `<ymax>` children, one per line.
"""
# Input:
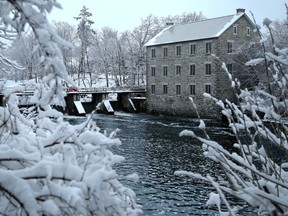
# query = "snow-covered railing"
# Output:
<box><xmin>69</xmin><ymin>86</ymin><xmax>146</xmax><ymax>93</ymax></box>
<box><xmin>0</xmin><ymin>86</ymin><xmax>146</xmax><ymax>96</ymax></box>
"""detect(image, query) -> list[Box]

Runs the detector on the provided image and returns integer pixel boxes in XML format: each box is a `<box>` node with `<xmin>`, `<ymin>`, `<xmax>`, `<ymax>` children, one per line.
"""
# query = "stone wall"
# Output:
<box><xmin>146</xmin><ymin>15</ymin><xmax>260</xmax><ymax>119</ymax></box>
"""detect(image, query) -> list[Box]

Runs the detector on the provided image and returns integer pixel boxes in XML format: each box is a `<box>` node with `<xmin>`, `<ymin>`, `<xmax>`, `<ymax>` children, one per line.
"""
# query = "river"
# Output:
<box><xmin>67</xmin><ymin>112</ymin><xmax>252</xmax><ymax>216</ymax></box>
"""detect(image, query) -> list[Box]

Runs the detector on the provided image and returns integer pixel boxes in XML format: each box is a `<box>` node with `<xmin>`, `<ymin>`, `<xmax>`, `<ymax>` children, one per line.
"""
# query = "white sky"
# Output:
<box><xmin>48</xmin><ymin>0</ymin><xmax>288</xmax><ymax>32</ymax></box>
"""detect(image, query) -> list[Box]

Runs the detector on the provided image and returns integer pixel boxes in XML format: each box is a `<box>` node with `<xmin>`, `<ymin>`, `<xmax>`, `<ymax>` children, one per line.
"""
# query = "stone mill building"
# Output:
<box><xmin>145</xmin><ymin>9</ymin><xmax>260</xmax><ymax>118</ymax></box>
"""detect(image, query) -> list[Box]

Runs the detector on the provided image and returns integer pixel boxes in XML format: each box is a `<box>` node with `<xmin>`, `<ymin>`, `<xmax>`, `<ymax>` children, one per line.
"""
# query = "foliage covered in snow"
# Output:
<box><xmin>176</xmin><ymin>5</ymin><xmax>288</xmax><ymax>216</ymax></box>
<box><xmin>0</xmin><ymin>1</ymin><xmax>141</xmax><ymax>215</ymax></box>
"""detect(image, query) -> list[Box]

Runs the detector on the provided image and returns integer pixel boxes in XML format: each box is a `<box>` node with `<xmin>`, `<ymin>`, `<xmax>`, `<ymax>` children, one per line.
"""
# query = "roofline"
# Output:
<box><xmin>169</xmin><ymin>12</ymin><xmax>256</xmax><ymax>30</ymax></box>
<box><xmin>145</xmin><ymin>11</ymin><xmax>257</xmax><ymax>47</ymax></box>
<box><xmin>145</xmin><ymin>37</ymin><xmax>218</xmax><ymax>47</ymax></box>
<box><xmin>172</xmin><ymin>14</ymin><xmax>235</xmax><ymax>27</ymax></box>
<box><xmin>242</xmin><ymin>13</ymin><xmax>257</xmax><ymax>27</ymax></box>
<box><xmin>215</xmin><ymin>12</ymin><xmax>257</xmax><ymax>38</ymax></box>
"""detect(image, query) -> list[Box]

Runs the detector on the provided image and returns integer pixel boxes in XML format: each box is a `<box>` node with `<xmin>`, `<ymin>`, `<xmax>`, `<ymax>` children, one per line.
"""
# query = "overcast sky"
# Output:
<box><xmin>48</xmin><ymin>0</ymin><xmax>287</xmax><ymax>31</ymax></box>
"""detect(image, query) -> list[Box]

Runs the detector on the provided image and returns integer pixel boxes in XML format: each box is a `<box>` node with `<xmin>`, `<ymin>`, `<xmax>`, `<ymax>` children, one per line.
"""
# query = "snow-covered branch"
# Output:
<box><xmin>0</xmin><ymin>1</ymin><xmax>142</xmax><ymax>215</ymax></box>
<box><xmin>177</xmin><ymin>6</ymin><xmax>288</xmax><ymax>215</ymax></box>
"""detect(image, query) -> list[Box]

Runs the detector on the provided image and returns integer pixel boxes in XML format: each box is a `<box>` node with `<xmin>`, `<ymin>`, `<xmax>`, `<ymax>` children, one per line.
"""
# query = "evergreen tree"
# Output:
<box><xmin>74</xmin><ymin>6</ymin><xmax>95</xmax><ymax>87</ymax></box>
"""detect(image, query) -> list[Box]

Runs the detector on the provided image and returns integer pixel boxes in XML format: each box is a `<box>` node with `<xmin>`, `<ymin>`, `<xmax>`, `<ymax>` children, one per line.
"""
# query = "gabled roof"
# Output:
<box><xmin>145</xmin><ymin>12</ymin><xmax>252</xmax><ymax>47</ymax></box>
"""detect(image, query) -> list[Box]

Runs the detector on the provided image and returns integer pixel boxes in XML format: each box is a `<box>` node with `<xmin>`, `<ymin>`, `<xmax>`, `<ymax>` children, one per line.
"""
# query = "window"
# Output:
<box><xmin>151</xmin><ymin>67</ymin><xmax>156</xmax><ymax>76</ymax></box>
<box><xmin>163</xmin><ymin>47</ymin><xmax>168</xmax><ymax>57</ymax></box>
<box><xmin>227</xmin><ymin>42</ymin><xmax>233</xmax><ymax>53</ymax></box>
<box><xmin>205</xmin><ymin>64</ymin><xmax>211</xmax><ymax>75</ymax></box>
<box><xmin>176</xmin><ymin>45</ymin><xmax>181</xmax><ymax>56</ymax></box>
<box><xmin>163</xmin><ymin>85</ymin><xmax>168</xmax><ymax>94</ymax></box>
<box><xmin>206</xmin><ymin>42</ymin><xmax>212</xmax><ymax>54</ymax></box>
<box><xmin>151</xmin><ymin>85</ymin><xmax>156</xmax><ymax>94</ymax></box>
<box><xmin>190</xmin><ymin>85</ymin><xmax>195</xmax><ymax>95</ymax></box>
<box><xmin>190</xmin><ymin>44</ymin><xmax>196</xmax><ymax>55</ymax></box>
<box><xmin>190</xmin><ymin>64</ymin><xmax>196</xmax><ymax>76</ymax></box>
<box><xmin>176</xmin><ymin>65</ymin><xmax>181</xmax><ymax>75</ymax></box>
<box><xmin>176</xmin><ymin>85</ymin><xmax>181</xmax><ymax>95</ymax></box>
<box><xmin>227</xmin><ymin>64</ymin><xmax>233</xmax><ymax>73</ymax></box>
<box><xmin>246</xmin><ymin>27</ymin><xmax>251</xmax><ymax>36</ymax></box>
<box><xmin>233</xmin><ymin>25</ymin><xmax>238</xmax><ymax>34</ymax></box>
<box><xmin>163</xmin><ymin>66</ymin><xmax>168</xmax><ymax>76</ymax></box>
<box><xmin>151</xmin><ymin>48</ymin><xmax>156</xmax><ymax>58</ymax></box>
<box><xmin>205</xmin><ymin>84</ymin><xmax>211</xmax><ymax>94</ymax></box>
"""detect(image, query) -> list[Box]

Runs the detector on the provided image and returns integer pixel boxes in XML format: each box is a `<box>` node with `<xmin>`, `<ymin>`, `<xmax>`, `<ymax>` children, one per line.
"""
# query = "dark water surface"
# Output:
<box><xmin>67</xmin><ymin>112</ymin><xmax>251</xmax><ymax>215</ymax></box>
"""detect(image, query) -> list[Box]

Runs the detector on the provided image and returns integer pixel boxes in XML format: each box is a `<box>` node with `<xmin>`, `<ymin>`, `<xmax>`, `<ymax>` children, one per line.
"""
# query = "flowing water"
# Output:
<box><xmin>67</xmin><ymin>112</ymin><xmax>252</xmax><ymax>216</ymax></box>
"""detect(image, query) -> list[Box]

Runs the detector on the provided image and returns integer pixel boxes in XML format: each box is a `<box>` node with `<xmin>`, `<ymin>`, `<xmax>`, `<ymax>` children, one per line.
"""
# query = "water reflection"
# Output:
<box><xmin>66</xmin><ymin>113</ymin><xmax>245</xmax><ymax>215</ymax></box>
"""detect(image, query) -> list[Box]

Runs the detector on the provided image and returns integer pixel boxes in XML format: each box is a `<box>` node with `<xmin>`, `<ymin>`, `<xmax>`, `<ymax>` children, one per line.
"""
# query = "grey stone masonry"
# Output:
<box><xmin>145</xmin><ymin>11</ymin><xmax>260</xmax><ymax>119</ymax></box>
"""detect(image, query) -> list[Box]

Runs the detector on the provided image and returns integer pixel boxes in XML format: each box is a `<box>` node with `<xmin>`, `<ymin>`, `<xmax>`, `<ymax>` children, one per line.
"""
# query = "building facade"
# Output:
<box><xmin>145</xmin><ymin>9</ymin><xmax>260</xmax><ymax>118</ymax></box>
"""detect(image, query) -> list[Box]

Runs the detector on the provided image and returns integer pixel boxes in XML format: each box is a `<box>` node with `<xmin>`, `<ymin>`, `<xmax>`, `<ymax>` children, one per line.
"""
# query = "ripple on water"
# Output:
<box><xmin>68</xmin><ymin>113</ymin><xmax>253</xmax><ymax>215</ymax></box>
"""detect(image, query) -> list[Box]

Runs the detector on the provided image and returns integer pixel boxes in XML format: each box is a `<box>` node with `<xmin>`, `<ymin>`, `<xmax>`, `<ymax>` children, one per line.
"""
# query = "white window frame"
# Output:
<box><xmin>151</xmin><ymin>84</ymin><xmax>156</xmax><ymax>94</ymax></box>
<box><xmin>163</xmin><ymin>84</ymin><xmax>168</xmax><ymax>94</ymax></box>
<box><xmin>233</xmin><ymin>25</ymin><xmax>238</xmax><ymax>35</ymax></box>
<box><xmin>189</xmin><ymin>84</ymin><xmax>196</xmax><ymax>95</ymax></box>
<box><xmin>176</xmin><ymin>84</ymin><xmax>181</xmax><ymax>95</ymax></box>
<box><xmin>190</xmin><ymin>64</ymin><xmax>196</xmax><ymax>76</ymax></box>
<box><xmin>227</xmin><ymin>42</ymin><xmax>233</xmax><ymax>53</ymax></box>
<box><xmin>176</xmin><ymin>45</ymin><xmax>181</xmax><ymax>56</ymax></box>
<box><xmin>205</xmin><ymin>84</ymin><xmax>211</xmax><ymax>94</ymax></box>
<box><xmin>246</xmin><ymin>27</ymin><xmax>251</xmax><ymax>36</ymax></box>
<box><xmin>163</xmin><ymin>65</ymin><xmax>168</xmax><ymax>76</ymax></box>
<box><xmin>205</xmin><ymin>63</ymin><xmax>211</xmax><ymax>76</ymax></box>
<box><xmin>163</xmin><ymin>47</ymin><xmax>168</xmax><ymax>58</ymax></box>
<box><xmin>190</xmin><ymin>43</ymin><xmax>196</xmax><ymax>55</ymax></box>
<box><xmin>206</xmin><ymin>42</ymin><xmax>212</xmax><ymax>54</ymax></box>
<box><xmin>151</xmin><ymin>48</ymin><xmax>156</xmax><ymax>58</ymax></box>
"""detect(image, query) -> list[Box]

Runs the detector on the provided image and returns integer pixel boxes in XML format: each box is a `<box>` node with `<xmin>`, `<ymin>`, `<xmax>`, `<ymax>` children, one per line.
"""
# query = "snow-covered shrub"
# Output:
<box><xmin>176</xmin><ymin>6</ymin><xmax>288</xmax><ymax>216</ymax></box>
<box><xmin>0</xmin><ymin>1</ymin><xmax>141</xmax><ymax>215</ymax></box>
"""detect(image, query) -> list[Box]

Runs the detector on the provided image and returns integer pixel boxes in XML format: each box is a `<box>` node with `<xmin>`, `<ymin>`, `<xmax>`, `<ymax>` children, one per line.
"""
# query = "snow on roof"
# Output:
<box><xmin>145</xmin><ymin>12</ymin><xmax>246</xmax><ymax>47</ymax></box>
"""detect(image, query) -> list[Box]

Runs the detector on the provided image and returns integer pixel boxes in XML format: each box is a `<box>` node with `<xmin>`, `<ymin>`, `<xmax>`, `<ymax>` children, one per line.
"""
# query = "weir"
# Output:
<box><xmin>65</xmin><ymin>87</ymin><xmax>146</xmax><ymax>115</ymax></box>
<box><xmin>0</xmin><ymin>86</ymin><xmax>146</xmax><ymax>115</ymax></box>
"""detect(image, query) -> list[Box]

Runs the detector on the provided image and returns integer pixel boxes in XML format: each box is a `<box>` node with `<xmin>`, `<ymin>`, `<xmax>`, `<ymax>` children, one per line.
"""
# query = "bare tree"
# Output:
<box><xmin>160</xmin><ymin>11</ymin><xmax>206</xmax><ymax>26</ymax></box>
<box><xmin>5</xmin><ymin>32</ymin><xmax>41</xmax><ymax>81</ymax></box>
<box><xmin>92</xmin><ymin>27</ymin><xmax>119</xmax><ymax>87</ymax></box>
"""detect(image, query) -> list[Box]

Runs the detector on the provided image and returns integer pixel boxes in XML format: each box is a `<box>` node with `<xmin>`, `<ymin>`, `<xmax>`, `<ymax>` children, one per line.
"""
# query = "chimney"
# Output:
<box><xmin>236</xmin><ymin>8</ymin><xmax>245</xmax><ymax>14</ymax></box>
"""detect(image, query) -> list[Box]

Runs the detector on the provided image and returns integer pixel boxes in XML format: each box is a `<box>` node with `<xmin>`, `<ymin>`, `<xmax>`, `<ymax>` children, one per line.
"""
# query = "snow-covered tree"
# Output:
<box><xmin>160</xmin><ymin>11</ymin><xmax>206</xmax><ymax>26</ymax></box>
<box><xmin>92</xmin><ymin>27</ymin><xmax>119</xmax><ymax>87</ymax></box>
<box><xmin>52</xmin><ymin>21</ymin><xmax>77</xmax><ymax>76</ymax></box>
<box><xmin>229</xmin><ymin>42</ymin><xmax>264</xmax><ymax>90</ymax></box>
<box><xmin>74</xmin><ymin>6</ymin><xmax>95</xmax><ymax>87</ymax></box>
<box><xmin>176</xmin><ymin>5</ymin><xmax>288</xmax><ymax>216</ymax></box>
<box><xmin>0</xmin><ymin>1</ymin><xmax>142</xmax><ymax>215</ymax></box>
<box><xmin>5</xmin><ymin>32</ymin><xmax>41</xmax><ymax>81</ymax></box>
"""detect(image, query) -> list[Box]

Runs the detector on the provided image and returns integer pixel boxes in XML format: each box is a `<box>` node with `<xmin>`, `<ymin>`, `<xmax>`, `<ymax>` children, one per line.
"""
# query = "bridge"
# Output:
<box><xmin>0</xmin><ymin>86</ymin><xmax>147</xmax><ymax>116</ymax></box>
<box><xmin>68</xmin><ymin>86</ymin><xmax>146</xmax><ymax>94</ymax></box>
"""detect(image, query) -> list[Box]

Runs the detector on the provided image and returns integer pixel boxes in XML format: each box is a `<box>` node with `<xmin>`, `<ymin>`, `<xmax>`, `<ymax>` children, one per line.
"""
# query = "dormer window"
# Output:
<box><xmin>233</xmin><ymin>25</ymin><xmax>238</xmax><ymax>35</ymax></box>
